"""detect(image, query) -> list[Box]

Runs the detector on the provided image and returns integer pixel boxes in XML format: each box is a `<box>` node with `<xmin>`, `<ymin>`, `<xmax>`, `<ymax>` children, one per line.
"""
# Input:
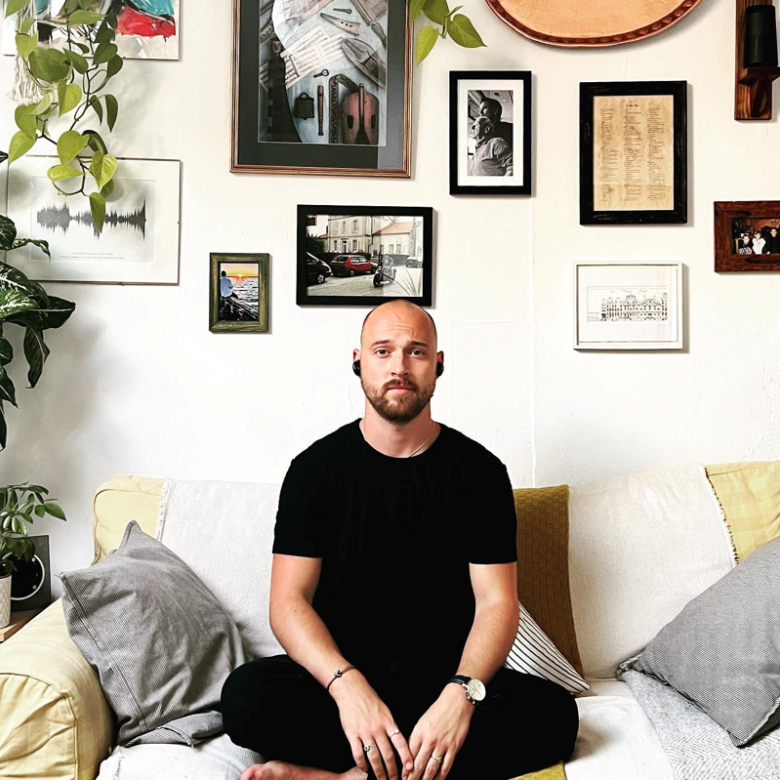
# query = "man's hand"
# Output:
<box><xmin>331</xmin><ymin>670</ymin><xmax>415</xmax><ymax>780</ymax></box>
<box><xmin>405</xmin><ymin>684</ymin><xmax>475</xmax><ymax>780</ymax></box>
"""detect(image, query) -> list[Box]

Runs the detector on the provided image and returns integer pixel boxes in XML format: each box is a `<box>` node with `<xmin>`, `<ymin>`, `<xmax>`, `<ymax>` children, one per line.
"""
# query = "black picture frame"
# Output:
<box><xmin>449</xmin><ymin>70</ymin><xmax>532</xmax><ymax>196</ymax></box>
<box><xmin>297</xmin><ymin>205</ymin><xmax>433</xmax><ymax>306</ymax></box>
<box><xmin>580</xmin><ymin>81</ymin><xmax>687</xmax><ymax>225</ymax></box>
<box><xmin>231</xmin><ymin>0</ymin><xmax>412</xmax><ymax>177</ymax></box>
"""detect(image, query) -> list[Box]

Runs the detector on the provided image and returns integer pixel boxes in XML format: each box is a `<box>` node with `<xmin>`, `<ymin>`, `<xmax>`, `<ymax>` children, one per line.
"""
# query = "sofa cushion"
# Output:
<box><xmin>617</xmin><ymin>534</ymin><xmax>780</xmax><ymax>747</ymax></box>
<box><xmin>60</xmin><ymin>521</ymin><xmax>252</xmax><ymax>747</ymax></box>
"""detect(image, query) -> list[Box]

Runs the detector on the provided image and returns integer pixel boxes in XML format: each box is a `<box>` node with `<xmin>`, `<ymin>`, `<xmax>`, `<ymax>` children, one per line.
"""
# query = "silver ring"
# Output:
<box><xmin>363</xmin><ymin>744</ymin><xmax>375</xmax><ymax>753</ymax></box>
<box><xmin>388</xmin><ymin>729</ymin><xmax>400</xmax><ymax>737</ymax></box>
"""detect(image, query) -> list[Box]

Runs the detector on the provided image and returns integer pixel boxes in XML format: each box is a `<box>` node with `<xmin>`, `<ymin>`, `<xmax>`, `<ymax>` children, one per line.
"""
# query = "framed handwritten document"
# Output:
<box><xmin>580</xmin><ymin>82</ymin><xmax>687</xmax><ymax>225</ymax></box>
<box><xmin>231</xmin><ymin>0</ymin><xmax>412</xmax><ymax>177</ymax></box>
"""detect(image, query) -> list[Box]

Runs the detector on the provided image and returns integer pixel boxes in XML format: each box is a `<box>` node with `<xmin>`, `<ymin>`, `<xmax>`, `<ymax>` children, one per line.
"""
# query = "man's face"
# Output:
<box><xmin>356</xmin><ymin>303</ymin><xmax>441</xmax><ymax>425</ymax></box>
<box><xmin>471</xmin><ymin>116</ymin><xmax>493</xmax><ymax>143</ymax></box>
<box><xmin>479</xmin><ymin>100</ymin><xmax>501</xmax><ymax>123</ymax></box>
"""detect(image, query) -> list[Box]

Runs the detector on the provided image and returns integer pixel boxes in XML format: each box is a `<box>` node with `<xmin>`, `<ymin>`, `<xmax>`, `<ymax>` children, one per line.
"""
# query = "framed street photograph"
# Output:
<box><xmin>574</xmin><ymin>261</ymin><xmax>683</xmax><ymax>350</ymax></box>
<box><xmin>297</xmin><ymin>205</ymin><xmax>433</xmax><ymax>306</ymax></box>
<box><xmin>714</xmin><ymin>201</ymin><xmax>780</xmax><ymax>272</ymax></box>
<box><xmin>210</xmin><ymin>253</ymin><xmax>270</xmax><ymax>333</ymax></box>
<box><xmin>231</xmin><ymin>0</ymin><xmax>412</xmax><ymax>177</ymax></box>
<box><xmin>5</xmin><ymin>156</ymin><xmax>181</xmax><ymax>284</ymax></box>
<box><xmin>580</xmin><ymin>81</ymin><xmax>687</xmax><ymax>225</ymax></box>
<box><xmin>449</xmin><ymin>70</ymin><xmax>532</xmax><ymax>196</ymax></box>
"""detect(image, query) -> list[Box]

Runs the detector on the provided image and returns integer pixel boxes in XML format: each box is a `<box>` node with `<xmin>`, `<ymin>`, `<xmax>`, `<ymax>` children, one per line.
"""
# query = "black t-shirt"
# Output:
<box><xmin>272</xmin><ymin>420</ymin><xmax>517</xmax><ymax>684</ymax></box>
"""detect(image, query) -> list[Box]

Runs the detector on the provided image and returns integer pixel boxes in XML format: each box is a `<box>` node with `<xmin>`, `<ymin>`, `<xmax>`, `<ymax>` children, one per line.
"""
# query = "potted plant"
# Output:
<box><xmin>0</xmin><ymin>482</ymin><xmax>65</xmax><ymax>628</ymax></box>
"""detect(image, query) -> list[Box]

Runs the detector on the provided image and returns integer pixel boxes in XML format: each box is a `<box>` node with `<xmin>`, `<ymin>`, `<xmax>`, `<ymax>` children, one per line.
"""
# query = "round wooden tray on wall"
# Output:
<box><xmin>485</xmin><ymin>0</ymin><xmax>706</xmax><ymax>47</ymax></box>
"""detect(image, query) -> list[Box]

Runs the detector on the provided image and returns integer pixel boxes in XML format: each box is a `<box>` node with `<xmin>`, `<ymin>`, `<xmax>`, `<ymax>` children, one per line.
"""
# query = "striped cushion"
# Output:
<box><xmin>503</xmin><ymin>603</ymin><xmax>590</xmax><ymax>695</ymax></box>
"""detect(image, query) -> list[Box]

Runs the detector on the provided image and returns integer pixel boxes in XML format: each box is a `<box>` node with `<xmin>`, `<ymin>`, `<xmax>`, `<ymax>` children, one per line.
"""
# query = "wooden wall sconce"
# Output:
<box><xmin>736</xmin><ymin>0</ymin><xmax>780</xmax><ymax>120</ymax></box>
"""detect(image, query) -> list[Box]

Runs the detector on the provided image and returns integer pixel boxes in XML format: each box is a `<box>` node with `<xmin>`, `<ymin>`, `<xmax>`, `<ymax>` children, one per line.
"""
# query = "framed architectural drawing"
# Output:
<box><xmin>574</xmin><ymin>261</ymin><xmax>683</xmax><ymax>350</ymax></box>
<box><xmin>580</xmin><ymin>82</ymin><xmax>687</xmax><ymax>225</ymax></box>
<box><xmin>297</xmin><ymin>204</ymin><xmax>433</xmax><ymax>306</ymax></box>
<box><xmin>231</xmin><ymin>0</ymin><xmax>412</xmax><ymax>176</ymax></box>
<box><xmin>5</xmin><ymin>156</ymin><xmax>181</xmax><ymax>284</ymax></box>
<box><xmin>714</xmin><ymin>201</ymin><xmax>780</xmax><ymax>272</ymax></box>
<box><xmin>210</xmin><ymin>253</ymin><xmax>270</xmax><ymax>333</ymax></box>
<box><xmin>449</xmin><ymin>70</ymin><xmax>532</xmax><ymax>196</ymax></box>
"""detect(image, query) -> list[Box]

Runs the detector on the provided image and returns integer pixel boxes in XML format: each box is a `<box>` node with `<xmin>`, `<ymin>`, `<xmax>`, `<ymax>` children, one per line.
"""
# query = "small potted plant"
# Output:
<box><xmin>0</xmin><ymin>482</ymin><xmax>65</xmax><ymax>629</ymax></box>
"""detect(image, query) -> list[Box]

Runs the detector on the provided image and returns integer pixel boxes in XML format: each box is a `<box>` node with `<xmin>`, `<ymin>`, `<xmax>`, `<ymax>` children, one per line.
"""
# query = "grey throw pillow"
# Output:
<box><xmin>617</xmin><ymin>535</ymin><xmax>780</xmax><ymax>747</ymax></box>
<box><xmin>60</xmin><ymin>520</ymin><xmax>252</xmax><ymax>747</ymax></box>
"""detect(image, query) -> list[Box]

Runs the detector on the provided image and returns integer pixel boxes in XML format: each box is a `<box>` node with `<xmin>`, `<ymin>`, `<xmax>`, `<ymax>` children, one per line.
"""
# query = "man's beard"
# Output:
<box><xmin>361</xmin><ymin>377</ymin><xmax>435</xmax><ymax>424</ymax></box>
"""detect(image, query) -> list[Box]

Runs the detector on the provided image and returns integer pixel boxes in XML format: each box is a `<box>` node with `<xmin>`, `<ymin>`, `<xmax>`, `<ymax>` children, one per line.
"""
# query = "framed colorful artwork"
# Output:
<box><xmin>714</xmin><ymin>201</ymin><xmax>780</xmax><ymax>272</ymax></box>
<box><xmin>297</xmin><ymin>204</ymin><xmax>433</xmax><ymax>306</ymax></box>
<box><xmin>580</xmin><ymin>81</ymin><xmax>687</xmax><ymax>225</ymax></box>
<box><xmin>209</xmin><ymin>253</ymin><xmax>270</xmax><ymax>333</ymax></box>
<box><xmin>231</xmin><ymin>0</ymin><xmax>412</xmax><ymax>176</ymax></box>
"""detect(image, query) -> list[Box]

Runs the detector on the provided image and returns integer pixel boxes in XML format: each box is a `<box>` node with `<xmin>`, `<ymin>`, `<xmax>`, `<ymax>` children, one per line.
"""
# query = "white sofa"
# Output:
<box><xmin>0</xmin><ymin>459</ymin><xmax>767</xmax><ymax>780</ymax></box>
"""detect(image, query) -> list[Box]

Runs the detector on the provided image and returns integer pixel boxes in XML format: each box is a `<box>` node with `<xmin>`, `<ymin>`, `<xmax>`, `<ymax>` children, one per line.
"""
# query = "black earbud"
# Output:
<box><xmin>352</xmin><ymin>360</ymin><xmax>444</xmax><ymax>378</ymax></box>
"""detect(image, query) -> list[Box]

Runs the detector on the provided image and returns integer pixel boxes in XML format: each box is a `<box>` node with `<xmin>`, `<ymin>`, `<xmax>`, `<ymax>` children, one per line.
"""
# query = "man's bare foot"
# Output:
<box><xmin>239</xmin><ymin>760</ymin><xmax>367</xmax><ymax>780</ymax></box>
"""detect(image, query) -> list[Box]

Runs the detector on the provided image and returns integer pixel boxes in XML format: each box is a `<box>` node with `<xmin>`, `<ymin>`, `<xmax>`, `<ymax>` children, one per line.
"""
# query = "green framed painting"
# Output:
<box><xmin>210</xmin><ymin>253</ymin><xmax>270</xmax><ymax>333</ymax></box>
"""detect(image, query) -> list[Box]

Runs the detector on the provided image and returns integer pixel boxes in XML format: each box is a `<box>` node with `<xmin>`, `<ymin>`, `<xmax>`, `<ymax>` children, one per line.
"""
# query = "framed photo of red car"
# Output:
<box><xmin>231</xmin><ymin>0</ymin><xmax>412</xmax><ymax>177</ymax></box>
<box><xmin>297</xmin><ymin>205</ymin><xmax>433</xmax><ymax>306</ymax></box>
<box><xmin>209</xmin><ymin>253</ymin><xmax>270</xmax><ymax>333</ymax></box>
<box><xmin>714</xmin><ymin>201</ymin><xmax>780</xmax><ymax>272</ymax></box>
<box><xmin>449</xmin><ymin>71</ymin><xmax>532</xmax><ymax>196</ymax></box>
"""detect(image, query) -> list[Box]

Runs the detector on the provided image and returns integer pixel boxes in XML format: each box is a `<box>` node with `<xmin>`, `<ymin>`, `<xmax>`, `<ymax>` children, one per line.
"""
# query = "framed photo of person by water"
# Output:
<box><xmin>714</xmin><ymin>201</ymin><xmax>780</xmax><ymax>272</ymax></box>
<box><xmin>210</xmin><ymin>253</ymin><xmax>270</xmax><ymax>333</ymax></box>
<box><xmin>297</xmin><ymin>204</ymin><xmax>433</xmax><ymax>307</ymax></box>
<box><xmin>449</xmin><ymin>71</ymin><xmax>532</xmax><ymax>196</ymax></box>
<box><xmin>231</xmin><ymin>0</ymin><xmax>412</xmax><ymax>177</ymax></box>
<box><xmin>580</xmin><ymin>81</ymin><xmax>687</xmax><ymax>225</ymax></box>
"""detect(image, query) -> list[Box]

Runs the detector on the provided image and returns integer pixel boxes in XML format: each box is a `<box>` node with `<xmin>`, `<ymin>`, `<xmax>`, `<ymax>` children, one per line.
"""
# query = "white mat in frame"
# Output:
<box><xmin>5</xmin><ymin>156</ymin><xmax>181</xmax><ymax>284</ymax></box>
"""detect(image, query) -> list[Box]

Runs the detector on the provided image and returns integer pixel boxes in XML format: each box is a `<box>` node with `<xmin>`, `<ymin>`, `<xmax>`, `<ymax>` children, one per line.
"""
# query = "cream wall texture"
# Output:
<box><xmin>1</xmin><ymin>0</ymin><xmax>779</xmax><ymax>596</ymax></box>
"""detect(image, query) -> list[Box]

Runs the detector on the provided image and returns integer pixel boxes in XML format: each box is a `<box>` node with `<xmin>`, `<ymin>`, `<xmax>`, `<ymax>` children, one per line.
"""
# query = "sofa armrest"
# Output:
<box><xmin>0</xmin><ymin>599</ymin><xmax>115</xmax><ymax>780</ymax></box>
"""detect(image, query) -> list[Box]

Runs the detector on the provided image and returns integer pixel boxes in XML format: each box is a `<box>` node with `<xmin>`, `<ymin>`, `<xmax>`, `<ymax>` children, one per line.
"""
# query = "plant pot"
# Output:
<box><xmin>0</xmin><ymin>573</ymin><xmax>11</xmax><ymax>630</ymax></box>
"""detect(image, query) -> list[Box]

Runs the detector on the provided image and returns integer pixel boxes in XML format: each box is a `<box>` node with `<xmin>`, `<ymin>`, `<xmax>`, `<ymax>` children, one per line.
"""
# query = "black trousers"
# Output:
<box><xmin>221</xmin><ymin>655</ymin><xmax>579</xmax><ymax>780</ymax></box>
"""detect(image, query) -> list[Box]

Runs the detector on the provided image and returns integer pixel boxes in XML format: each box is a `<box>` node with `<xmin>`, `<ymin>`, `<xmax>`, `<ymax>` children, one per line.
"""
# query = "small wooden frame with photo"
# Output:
<box><xmin>449</xmin><ymin>70</ymin><xmax>532</xmax><ymax>196</ymax></box>
<box><xmin>714</xmin><ymin>201</ymin><xmax>780</xmax><ymax>272</ymax></box>
<box><xmin>210</xmin><ymin>253</ymin><xmax>270</xmax><ymax>333</ymax></box>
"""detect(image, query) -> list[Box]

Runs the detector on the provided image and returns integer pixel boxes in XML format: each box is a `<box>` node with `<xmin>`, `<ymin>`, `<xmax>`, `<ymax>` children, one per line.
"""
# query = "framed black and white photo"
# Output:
<box><xmin>574</xmin><ymin>261</ymin><xmax>683</xmax><ymax>350</ymax></box>
<box><xmin>297</xmin><ymin>205</ymin><xmax>433</xmax><ymax>306</ymax></box>
<box><xmin>449</xmin><ymin>70</ymin><xmax>532</xmax><ymax>196</ymax></box>
<box><xmin>231</xmin><ymin>0</ymin><xmax>412</xmax><ymax>177</ymax></box>
<box><xmin>5</xmin><ymin>156</ymin><xmax>181</xmax><ymax>284</ymax></box>
<box><xmin>580</xmin><ymin>81</ymin><xmax>687</xmax><ymax>225</ymax></box>
<box><xmin>210</xmin><ymin>253</ymin><xmax>270</xmax><ymax>333</ymax></box>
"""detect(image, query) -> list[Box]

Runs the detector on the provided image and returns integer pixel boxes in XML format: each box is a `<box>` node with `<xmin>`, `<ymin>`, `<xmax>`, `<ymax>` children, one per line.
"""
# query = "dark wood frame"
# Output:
<box><xmin>210</xmin><ymin>253</ymin><xmax>270</xmax><ymax>332</ymax></box>
<box><xmin>714</xmin><ymin>201</ymin><xmax>780</xmax><ymax>272</ymax></box>
<box><xmin>297</xmin><ymin>205</ymin><xmax>433</xmax><ymax>306</ymax></box>
<box><xmin>230</xmin><ymin>0</ymin><xmax>412</xmax><ymax>177</ymax></box>
<box><xmin>449</xmin><ymin>70</ymin><xmax>532</xmax><ymax>196</ymax></box>
<box><xmin>735</xmin><ymin>0</ymin><xmax>780</xmax><ymax>121</ymax></box>
<box><xmin>580</xmin><ymin>81</ymin><xmax>688</xmax><ymax>225</ymax></box>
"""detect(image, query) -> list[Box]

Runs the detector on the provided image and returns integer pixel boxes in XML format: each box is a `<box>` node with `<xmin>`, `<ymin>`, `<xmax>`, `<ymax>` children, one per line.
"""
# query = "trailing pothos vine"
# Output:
<box><xmin>5</xmin><ymin>0</ymin><xmax>124</xmax><ymax>231</ymax></box>
<box><xmin>410</xmin><ymin>0</ymin><xmax>486</xmax><ymax>63</ymax></box>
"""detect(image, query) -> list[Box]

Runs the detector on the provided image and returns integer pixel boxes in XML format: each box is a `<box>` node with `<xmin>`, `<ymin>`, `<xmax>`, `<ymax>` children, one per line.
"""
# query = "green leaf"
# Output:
<box><xmin>15</xmin><ymin>33</ymin><xmax>37</xmax><ymax>59</ymax></box>
<box><xmin>0</xmin><ymin>151</ymin><xmax>7</xmax><ymax>164</ymax></box>
<box><xmin>88</xmin><ymin>94</ymin><xmax>103</xmax><ymax>123</ymax></box>
<box><xmin>447</xmin><ymin>13</ymin><xmax>486</xmax><ymax>48</ymax></box>
<box><xmin>57</xmin><ymin>130</ymin><xmax>89</xmax><ymax>164</ymax></box>
<box><xmin>423</xmin><ymin>0</ymin><xmax>450</xmax><ymax>25</ymax></box>
<box><xmin>34</xmin><ymin>504</ymin><xmax>45</xmax><ymax>517</ymax></box>
<box><xmin>67</xmin><ymin>10</ymin><xmax>103</xmax><ymax>25</ymax></box>
<box><xmin>0</xmin><ymin>290</ymin><xmax>36</xmax><ymax>320</ymax></box>
<box><xmin>7</xmin><ymin>296</ymin><xmax>75</xmax><ymax>331</ymax></box>
<box><xmin>21</xmin><ymin>15</ymin><xmax>35</xmax><ymax>33</ymax></box>
<box><xmin>0</xmin><ymin>263</ymin><xmax>49</xmax><ymax>306</ymax></box>
<box><xmin>57</xmin><ymin>82</ymin><xmax>82</xmax><ymax>115</ymax></box>
<box><xmin>90</xmin><ymin>152</ymin><xmax>116</xmax><ymax>190</ymax></box>
<box><xmin>63</xmin><ymin>49</ymin><xmax>88</xmax><ymax>74</ymax></box>
<box><xmin>89</xmin><ymin>191</ymin><xmax>105</xmax><ymax>232</ymax></box>
<box><xmin>4</xmin><ymin>0</ymin><xmax>28</xmax><ymax>18</ymax></box>
<box><xmin>0</xmin><ymin>338</ymin><xmax>12</xmax><ymax>366</ymax></box>
<box><xmin>106</xmin><ymin>54</ymin><xmax>123</xmax><ymax>78</ymax></box>
<box><xmin>416</xmin><ymin>26</ymin><xmax>439</xmax><ymax>64</ymax></box>
<box><xmin>95</xmin><ymin>21</ymin><xmax>113</xmax><ymax>44</ymax></box>
<box><xmin>93</xmin><ymin>42</ymin><xmax>117</xmax><ymax>65</ymax></box>
<box><xmin>14</xmin><ymin>105</ymin><xmax>37</xmax><ymax>139</ymax></box>
<box><xmin>73</xmin><ymin>41</ymin><xmax>89</xmax><ymax>53</ymax></box>
<box><xmin>104</xmin><ymin>94</ymin><xmax>118</xmax><ymax>131</ymax></box>
<box><xmin>101</xmin><ymin>178</ymin><xmax>114</xmax><ymax>198</ymax></box>
<box><xmin>410</xmin><ymin>0</ymin><xmax>426</xmax><ymax>22</ymax></box>
<box><xmin>28</xmin><ymin>47</ymin><xmax>70</xmax><ymax>83</ymax></box>
<box><xmin>10</xmin><ymin>238</ymin><xmax>51</xmax><ymax>258</ymax></box>
<box><xmin>0</xmin><ymin>368</ymin><xmax>16</xmax><ymax>408</ymax></box>
<box><xmin>47</xmin><ymin>163</ymin><xmax>82</xmax><ymax>182</ymax></box>
<box><xmin>8</xmin><ymin>130</ymin><xmax>35</xmax><ymax>164</ymax></box>
<box><xmin>30</xmin><ymin>90</ymin><xmax>52</xmax><ymax>116</ymax></box>
<box><xmin>78</xmin><ymin>0</ymin><xmax>94</xmax><ymax>9</ymax></box>
<box><xmin>42</xmin><ymin>502</ymin><xmax>66</xmax><ymax>520</ymax></box>
<box><xmin>22</xmin><ymin>324</ymin><xmax>49</xmax><ymax>388</ymax></box>
<box><xmin>0</xmin><ymin>217</ymin><xmax>17</xmax><ymax>251</ymax></box>
<box><xmin>83</xmin><ymin>129</ymin><xmax>107</xmax><ymax>154</ymax></box>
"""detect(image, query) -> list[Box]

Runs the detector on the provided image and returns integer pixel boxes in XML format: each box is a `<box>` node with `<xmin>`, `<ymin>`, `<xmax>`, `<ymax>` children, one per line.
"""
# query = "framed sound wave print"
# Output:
<box><xmin>5</xmin><ymin>157</ymin><xmax>181</xmax><ymax>284</ymax></box>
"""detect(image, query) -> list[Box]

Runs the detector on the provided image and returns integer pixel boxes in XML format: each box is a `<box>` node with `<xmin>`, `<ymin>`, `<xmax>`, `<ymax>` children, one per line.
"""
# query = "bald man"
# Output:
<box><xmin>221</xmin><ymin>301</ymin><xmax>579</xmax><ymax>780</ymax></box>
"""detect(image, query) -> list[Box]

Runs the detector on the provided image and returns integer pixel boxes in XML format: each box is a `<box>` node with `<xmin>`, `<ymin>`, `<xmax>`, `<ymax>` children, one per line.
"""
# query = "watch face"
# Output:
<box><xmin>467</xmin><ymin>679</ymin><xmax>486</xmax><ymax>702</ymax></box>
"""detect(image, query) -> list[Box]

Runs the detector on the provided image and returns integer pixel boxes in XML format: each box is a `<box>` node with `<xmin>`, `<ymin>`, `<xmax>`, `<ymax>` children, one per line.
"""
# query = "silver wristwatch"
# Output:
<box><xmin>448</xmin><ymin>674</ymin><xmax>486</xmax><ymax>705</ymax></box>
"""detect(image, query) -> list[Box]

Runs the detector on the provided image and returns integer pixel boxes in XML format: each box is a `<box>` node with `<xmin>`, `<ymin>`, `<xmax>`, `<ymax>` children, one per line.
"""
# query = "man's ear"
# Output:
<box><xmin>353</xmin><ymin>348</ymin><xmax>361</xmax><ymax>363</ymax></box>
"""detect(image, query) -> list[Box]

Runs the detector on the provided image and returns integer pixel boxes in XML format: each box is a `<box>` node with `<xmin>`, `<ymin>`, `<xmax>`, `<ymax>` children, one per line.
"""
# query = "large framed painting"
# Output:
<box><xmin>231</xmin><ymin>0</ymin><xmax>412</xmax><ymax>177</ymax></box>
<box><xmin>714</xmin><ymin>201</ymin><xmax>780</xmax><ymax>272</ymax></box>
<box><xmin>449</xmin><ymin>70</ymin><xmax>532</xmax><ymax>196</ymax></box>
<box><xmin>297</xmin><ymin>204</ymin><xmax>433</xmax><ymax>306</ymax></box>
<box><xmin>2</xmin><ymin>1</ymin><xmax>180</xmax><ymax>60</ymax></box>
<box><xmin>5</xmin><ymin>156</ymin><xmax>181</xmax><ymax>284</ymax></box>
<box><xmin>210</xmin><ymin>253</ymin><xmax>270</xmax><ymax>333</ymax></box>
<box><xmin>580</xmin><ymin>81</ymin><xmax>687</xmax><ymax>225</ymax></box>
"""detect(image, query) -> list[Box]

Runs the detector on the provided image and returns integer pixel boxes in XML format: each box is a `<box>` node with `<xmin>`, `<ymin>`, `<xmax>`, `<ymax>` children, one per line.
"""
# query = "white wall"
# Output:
<box><xmin>1</xmin><ymin>0</ymin><xmax>779</xmax><ymax>594</ymax></box>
